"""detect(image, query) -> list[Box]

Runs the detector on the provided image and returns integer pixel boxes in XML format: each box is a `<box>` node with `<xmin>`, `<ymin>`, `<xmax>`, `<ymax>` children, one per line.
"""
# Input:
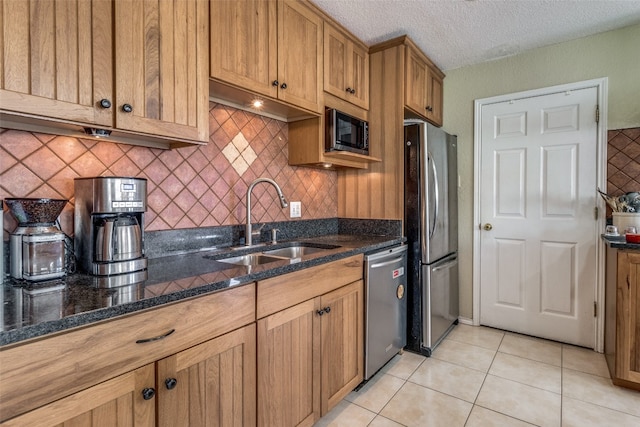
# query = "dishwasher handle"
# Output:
<box><xmin>369</xmin><ymin>256</ymin><xmax>405</xmax><ymax>270</ymax></box>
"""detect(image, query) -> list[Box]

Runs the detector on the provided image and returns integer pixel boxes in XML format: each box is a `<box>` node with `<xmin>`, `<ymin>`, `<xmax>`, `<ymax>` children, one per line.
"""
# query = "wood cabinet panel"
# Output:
<box><xmin>0</xmin><ymin>284</ymin><xmax>256</xmax><ymax>422</ymax></box>
<box><xmin>617</xmin><ymin>252</ymin><xmax>640</xmax><ymax>385</ymax></box>
<box><xmin>210</xmin><ymin>0</ymin><xmax>278</xmax><ymax>98</ymax></box>
<box><xmin>338</xmin><ymin>45</ymin><xmax>405</xmax><ymax>220</ymax></box>
<box><xmin>257</xmin><ymin>254</ymin><xmax>364</xmax><ymax>318</ymax></box>
<box><xmin>210</xmin><ymin>0</ymin><xmax>322</xmax><ymax>114</ymax></box>
<box><xmin>157</xmin><ymin>324</ymin><xmax>257</xmax><ymax>427</ymax></box>
<box><xmin>257</xmin><ymin>298</ymin><xmax>321</xmax><ymax>427</ymax></box>
<box><xmin>0</xmin><ymin>364</ymin><xmax>155</xmax><ymax>427</ymax></box>
<box><xmin>0</xmin><ymin>0</ymin><xmax>113</xmax><ymax>126</ymax></box>
<box><xmin>323</xmin><ymin>23</ymin><xmax>369</xmax><ymax>109</ymax></box>
<box><xmin>320</xmin><ymin>280</ymin><xmax>364</xmax><ymax>414</ymax></box>
<box><xmin>404</xmin><ymin>42</ymin><xmax>444</xmax><ymax>126</ymax></box>
<box><xmin>115</xmin><ymin>0</ymin><xmax>209</xmax><ymax>142</ymax></box>
<box><xmin>277</xmin><ymin>0</ymin><xmax>323</xmax><ymax>113</ymax></box>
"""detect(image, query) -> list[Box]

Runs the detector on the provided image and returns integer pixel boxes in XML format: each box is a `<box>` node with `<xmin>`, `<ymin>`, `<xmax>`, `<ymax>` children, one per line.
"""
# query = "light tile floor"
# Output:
<box><xmin>315</xmin><ymin>324</ymin><xmax>640</xmax><ymax>427</ymax></box>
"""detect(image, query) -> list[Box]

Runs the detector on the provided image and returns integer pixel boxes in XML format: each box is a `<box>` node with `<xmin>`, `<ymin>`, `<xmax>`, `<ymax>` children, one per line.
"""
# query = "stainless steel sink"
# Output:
<box><xmin>263</xmin><ymin>245</ymin><xmax>334</xmax><ymax>258</ymax></box>
<box><xmin>215</xmin><ymin>243</ymin><xmax>341</xmax><ymax>266</ymax></box>
<box><xmin>217</xmin><ymin>253</ymin><xmax>287</xmax><ymax>266</ymax></box>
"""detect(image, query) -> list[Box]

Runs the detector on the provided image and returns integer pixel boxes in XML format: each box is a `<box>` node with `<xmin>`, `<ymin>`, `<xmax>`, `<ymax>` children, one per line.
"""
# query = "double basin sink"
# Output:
<box><xmin>216</xmin><ymin>242</ymin><xmax>341</xmax><ymax>266</ymax></box>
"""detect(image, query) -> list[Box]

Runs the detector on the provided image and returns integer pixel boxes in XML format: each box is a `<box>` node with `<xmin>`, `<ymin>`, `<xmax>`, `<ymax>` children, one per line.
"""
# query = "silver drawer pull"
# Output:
<box><xmin>135</xmin><ymin>328</ymin><xmax>175</xmax><ymax>344</ymax></box>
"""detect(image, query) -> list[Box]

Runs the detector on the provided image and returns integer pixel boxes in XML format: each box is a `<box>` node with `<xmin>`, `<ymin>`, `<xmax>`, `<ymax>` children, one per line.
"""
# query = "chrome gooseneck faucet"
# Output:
<box><xmin>245</xmin><ymin>178</ymin><xmax>288</xmax><ymax>246</ymax></box>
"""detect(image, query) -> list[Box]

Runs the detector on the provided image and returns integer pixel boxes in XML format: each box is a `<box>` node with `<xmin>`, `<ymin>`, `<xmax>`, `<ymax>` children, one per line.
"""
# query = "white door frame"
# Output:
<box><xmin>472</xmin><ymin>78</ymin><xmax>608</xmax><ymax>351</ymax></box>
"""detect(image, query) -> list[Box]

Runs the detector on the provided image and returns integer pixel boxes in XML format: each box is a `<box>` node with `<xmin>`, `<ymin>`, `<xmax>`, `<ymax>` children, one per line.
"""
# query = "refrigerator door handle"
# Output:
<box><xmin>431</xmin><ymin>256</ymin><xmax>458</xmax><ymax>273</ymax></box>
<box><xmin>428</xmin><ymin>151</ymin><xmax>439</xmax><ymax>239</ymax></box>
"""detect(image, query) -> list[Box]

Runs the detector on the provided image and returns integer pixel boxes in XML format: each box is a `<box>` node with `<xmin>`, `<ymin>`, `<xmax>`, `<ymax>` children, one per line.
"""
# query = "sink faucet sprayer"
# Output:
<box><xmin>245</xmin><ymin>178</ymin><xmax>288</xmax><ymax>246</ymax></box>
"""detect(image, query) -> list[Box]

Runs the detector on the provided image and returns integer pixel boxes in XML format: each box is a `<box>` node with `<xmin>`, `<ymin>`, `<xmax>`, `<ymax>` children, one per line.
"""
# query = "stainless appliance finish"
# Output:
<box><xmin>364</xmin><ymin>244</ymin><xmax>408</xmax><ymax>380</ymax></box>
<box><xmin>74</xmin><ymin>177</ymin><xmax>147</xmax><ymax>276</ymax></box>
<box><xmin>5</xmin><ymin>199</ymin><xmax>68</xmax><ymax>281</ymax></box>
<box><xmin>404</xmin><ymin>119</ymin><xmax>459</xmax><ymax>355</ymax></box>
<box><xmin>325</xmin><ymin>108</ymin><xmax>369</xmax><ymax>155</ymax></box>
<box><xmin>10</xmin><ymin>227</ymin><xmax>65</xmax><ymax>281</ymax></box>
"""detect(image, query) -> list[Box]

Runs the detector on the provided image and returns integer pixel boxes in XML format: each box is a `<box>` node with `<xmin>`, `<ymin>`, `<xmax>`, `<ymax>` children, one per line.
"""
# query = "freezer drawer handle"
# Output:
<box><xmin>432</xmin><ymin>258</ymin><xmax>458</xmax><ymax>273</ymax></box>
<box><xmin>370</xmin><ymin>257</ymin><xmax>404</xmax><ymax>269</ymax></box>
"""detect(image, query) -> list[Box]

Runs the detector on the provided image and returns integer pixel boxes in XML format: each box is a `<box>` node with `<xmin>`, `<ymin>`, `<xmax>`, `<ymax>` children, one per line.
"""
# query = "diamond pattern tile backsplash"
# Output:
<box><xmin>607</xmin><ymin>127</ymin><xmax>640</xmax><ymax>199</ymax></box>
<box><xmin>1</xmin><ymin>103</ymin><xmax>338</xmax><ymax>239</ymax></box>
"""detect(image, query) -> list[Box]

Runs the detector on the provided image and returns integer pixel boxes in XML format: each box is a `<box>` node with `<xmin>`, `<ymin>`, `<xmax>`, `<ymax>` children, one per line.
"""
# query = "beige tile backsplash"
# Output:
<box><xmin>0</xmin><ymin>103</ymin><xmax>338</xmax><ymax>239</ymax></box>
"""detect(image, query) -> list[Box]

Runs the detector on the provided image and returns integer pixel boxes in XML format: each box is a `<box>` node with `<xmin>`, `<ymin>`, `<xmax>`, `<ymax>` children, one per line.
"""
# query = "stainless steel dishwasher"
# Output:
<box><xmin>364</xmin><ymin>244</ymin><xmax>408</xmax><ymax>380</ymax></box>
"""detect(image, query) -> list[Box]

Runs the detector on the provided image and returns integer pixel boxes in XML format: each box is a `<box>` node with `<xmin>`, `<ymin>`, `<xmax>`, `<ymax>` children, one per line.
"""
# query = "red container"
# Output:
<box><xmin>625</xmin><ymin>233</ymin><xmax>640</xmax><ymax>244</ymax></box>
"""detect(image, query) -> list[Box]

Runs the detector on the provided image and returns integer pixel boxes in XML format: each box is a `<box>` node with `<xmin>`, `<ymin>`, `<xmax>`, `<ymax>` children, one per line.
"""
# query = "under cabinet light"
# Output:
<box><xmin>83</xmin><ymin>127</ymin><xmax>112</xmax><ymax>138</ymax></box>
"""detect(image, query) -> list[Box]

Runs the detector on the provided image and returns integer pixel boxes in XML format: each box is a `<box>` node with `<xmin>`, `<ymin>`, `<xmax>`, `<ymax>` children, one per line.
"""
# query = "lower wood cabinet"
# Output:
<box><xmin>0</xmin><ymin>284</ymin><xmax>256</xmax><ymax>425</ymax></box>
<box><xmin>157</xmin><ymin>324</ymin><xmax>256</xmax><ymax>427</ymax></box>
<box><xmin>606</xmin><ymin>248</ymin><xmax>640</xmax><ymax>391</ymax></box>
<box><xmin>0</xmin><ymin>364</ymin><xmax>156</xmax><ymax>427</ymax></box>
<box><xmin>1</xmin><ymin>324</ymin><xmax>256</xmax><ymax>427</ymax></box>
<box><xmin>257</xmin><ymin>279</ymin><xmax>364</xmax><ymax>427</ymax></box>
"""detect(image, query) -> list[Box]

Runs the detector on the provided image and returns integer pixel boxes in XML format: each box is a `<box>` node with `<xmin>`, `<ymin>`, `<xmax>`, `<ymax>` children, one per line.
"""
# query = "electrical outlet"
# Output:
<box><xmin>290</xmin><ymin>201</ymin><xmax>301</xmax><ymax>218</ymax></box>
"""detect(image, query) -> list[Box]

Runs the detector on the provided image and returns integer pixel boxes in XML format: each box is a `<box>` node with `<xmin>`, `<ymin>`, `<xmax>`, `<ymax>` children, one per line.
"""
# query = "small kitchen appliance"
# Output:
<box><xmin>5</xmin><ymin>198</ymin><xmax>67</xmax><ymax>281</ymax></box>
<box><xmin>364</xmin><ymin>245</ymin><xmax>408</xmax><ymax>379</ymax></box>
<box><xmin>325</xmin><ymin>108</ymin><xmax>369</xmax><ymax>155</ymax></box>
<box><xmin>74</xmin><ymin>177</ymin><xmax>147</xmax><ymax>276</ymax></box>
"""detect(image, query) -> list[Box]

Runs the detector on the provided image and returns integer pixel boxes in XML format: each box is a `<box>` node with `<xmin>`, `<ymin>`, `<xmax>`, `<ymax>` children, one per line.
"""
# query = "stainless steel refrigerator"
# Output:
<box><xmin>404</xmin><ymin>119</ymin><xmax>459</xmax><ymax>356</ymax></box>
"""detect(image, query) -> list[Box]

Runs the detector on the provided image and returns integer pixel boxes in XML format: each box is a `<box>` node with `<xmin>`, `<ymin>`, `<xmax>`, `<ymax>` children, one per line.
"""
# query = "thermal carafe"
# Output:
<box><xmin>74</xmin><ymin>177</ymin><xmax>147</xmax><ymax>276</ymax></box>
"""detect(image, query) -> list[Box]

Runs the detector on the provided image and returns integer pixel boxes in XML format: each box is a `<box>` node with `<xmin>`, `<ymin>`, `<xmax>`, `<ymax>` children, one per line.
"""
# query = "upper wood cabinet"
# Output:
<box><xmin>323</xmin><ymin>23</ymin><xmax>369</xmax><ymax>110</ymax></box>
<box><xmin>405</xmin><ymin>42</ymin><xmax>444</xmax><ymax>126</ymax></box>
<box><xmin>210</xmin><ymin>0</ymin><xmax>323</xmax><ymax>114</ymax></box>
<box><xmin>0</xmin><ymin>0</ymin><xmax>209</xmax><ymax>147</ymax></box>
<box><xmin>114</xmin><ymin>0</ymin><xmax>209</xmax><ymax>142</ymax></box>
<box><xmin>0</xmin><ymin>0</ymin><xmax>113</xmax><ymax>127</ymax></box>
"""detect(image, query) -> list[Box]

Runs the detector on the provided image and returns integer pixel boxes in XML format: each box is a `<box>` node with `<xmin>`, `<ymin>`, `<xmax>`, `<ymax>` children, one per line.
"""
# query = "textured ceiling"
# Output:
<box><xmin>312</xmin><ymin>0</ymin><xmax>640</xmax><ymax>71</ymax></box>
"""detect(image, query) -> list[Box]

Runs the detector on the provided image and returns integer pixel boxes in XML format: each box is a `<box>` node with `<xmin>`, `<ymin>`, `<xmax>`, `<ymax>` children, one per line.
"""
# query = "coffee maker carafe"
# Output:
<box><xmin>74</xmin><ymin>177</ymin><xmax>147</xmax><ymax>276</ymax></box>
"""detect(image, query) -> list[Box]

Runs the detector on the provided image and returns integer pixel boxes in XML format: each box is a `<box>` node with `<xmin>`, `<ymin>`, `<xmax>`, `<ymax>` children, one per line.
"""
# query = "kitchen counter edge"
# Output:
<box><xmin>0</xmin><ymin>235</ymin><xmax>404</xmax><ymax>347</ymax></box>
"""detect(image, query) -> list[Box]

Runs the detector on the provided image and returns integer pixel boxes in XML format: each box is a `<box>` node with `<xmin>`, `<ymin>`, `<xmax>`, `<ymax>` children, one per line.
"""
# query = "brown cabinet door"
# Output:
<box><xmin>319</xmin><ymin>280</ymin><xmax>364</xmax><ymax>415</ymax></box>
<box><xmin>115</xmin><ymin>0</ymin><xmax>208</xmax><ymax>142</ymax></box>
<box><xmin>349</xmin><ymin>41</ymin><xmax>370</xmax><ymax>110</ymax></box>
<box><xmin>425</xmin><ymin>67</ymin><xmax>444</xmax><ymax>126</ymax></box>
<box><xmin>404</xmin><ymin>48</ymin><xmax>428</xmax><ymax>117</ymax></box>
<box><xmin>257</xmin><ymin>298</ymin><xmax>321</xmax><ymax>427</ymax></box>
<box><xmin>323</xmin><ymin>23</ymin><xmax>369</xmax><ymax>110</ymax></box>
<box><xmin>618</xmin><ymin>252</ymin><xmax>640</xmax><ymax>383</ymax></box>
<box><xmin>277</xmin><ymin>0</ymin><xmax>323</xmax><ymax>113</ymax></box>
<box><xmin>156</xmin><ymin>324</ymin><xmax>257</xmax><ymax>427</ymax></box>
<box><xmin>210</xmin><ymin>0</ymin><xmax>278</xmax><ymax>99</ymax></box>
<box><xmin>0</xmin><ymin>365</ymin><xmax>155</xmax><ymax>427</ymax></box>
<box><xmin>0</xmin><ymin>0</ymin><xmax>113</xmax><ymax>127</ymax></box>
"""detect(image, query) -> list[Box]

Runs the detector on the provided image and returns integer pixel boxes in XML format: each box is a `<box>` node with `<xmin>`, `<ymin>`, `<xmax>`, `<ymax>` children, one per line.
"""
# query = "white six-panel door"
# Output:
<box><xmin>479</xmin><ymin>87</ymin><xmax>598</xmax><ymax>347</ymax></box>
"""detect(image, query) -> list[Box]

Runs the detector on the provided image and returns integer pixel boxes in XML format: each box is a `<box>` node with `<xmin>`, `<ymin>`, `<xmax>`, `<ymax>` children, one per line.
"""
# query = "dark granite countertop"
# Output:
<box><xmin>601</xmin><ymin>234</ymin><xmax>640</xmax><ymax>250</ymax></box>
<box><xmin>0</xmin><ymin>234</ymin><xmax>403</xmax><ymax>346</ymax></box>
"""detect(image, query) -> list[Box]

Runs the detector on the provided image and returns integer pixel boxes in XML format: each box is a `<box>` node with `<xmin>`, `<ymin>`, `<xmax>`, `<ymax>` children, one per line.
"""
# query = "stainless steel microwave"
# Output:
<box><xmin>325</xmin><ymin>108</ymin><xmax>369</xmax><ymax>155</ymax></box>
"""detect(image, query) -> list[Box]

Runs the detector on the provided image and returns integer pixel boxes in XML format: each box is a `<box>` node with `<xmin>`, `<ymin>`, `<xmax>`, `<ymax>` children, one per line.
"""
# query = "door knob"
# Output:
<box><xmin>483</xmin><ymin>223</ymin><xmax>493</xmax><ymax>231</ymax></box>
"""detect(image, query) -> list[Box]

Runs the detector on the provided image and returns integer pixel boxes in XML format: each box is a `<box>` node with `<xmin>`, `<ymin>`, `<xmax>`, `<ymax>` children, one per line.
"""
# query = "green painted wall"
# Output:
<box><xmin>442</xmin><ymin>23</ymin><xmax>640</xmax><ymax>319</ymax></box>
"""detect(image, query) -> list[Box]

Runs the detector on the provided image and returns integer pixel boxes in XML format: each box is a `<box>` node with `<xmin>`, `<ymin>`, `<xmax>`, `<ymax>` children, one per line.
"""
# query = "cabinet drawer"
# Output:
<box><xmin>257</xmin><ymin>255</ymin><xmax>363</xmax><ymax>318</ymax></box>
<box><xmin>0</xmin><ymin>284</ymin><xmax>255</xmax><ymax>422</ymax></box>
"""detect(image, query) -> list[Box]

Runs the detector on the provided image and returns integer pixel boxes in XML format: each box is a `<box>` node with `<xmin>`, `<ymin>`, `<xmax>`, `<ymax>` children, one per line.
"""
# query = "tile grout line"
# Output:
<box><xmin>463</xmin><ymin>331</ymin><xmax>504</xmax><ymax>426</ymax></box>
